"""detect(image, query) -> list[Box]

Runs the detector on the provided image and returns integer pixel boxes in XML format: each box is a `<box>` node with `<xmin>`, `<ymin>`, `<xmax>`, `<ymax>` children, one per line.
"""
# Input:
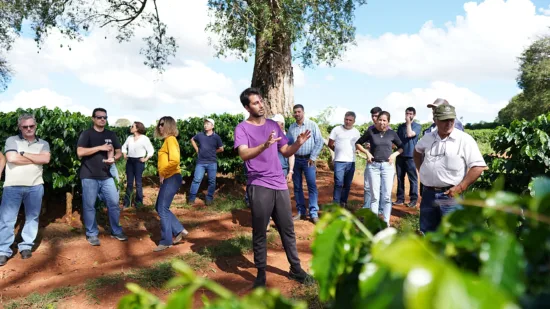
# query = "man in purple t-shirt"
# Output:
<box><xmin>234</xmin><ymin>87</ymin><xmax>311</xmax><ymax>289</ymax></box>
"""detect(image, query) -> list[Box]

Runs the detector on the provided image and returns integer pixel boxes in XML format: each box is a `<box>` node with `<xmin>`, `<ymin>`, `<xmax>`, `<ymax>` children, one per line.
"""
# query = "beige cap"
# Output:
<box><xmin>271</xmin><ymin>114</ymin><xmax>285</xmax><ymax>124</ymax></box>
<box><xmin>205</xmin><ymin>118</ymin><xmax>215</xmax><ymax>127</ymax></box>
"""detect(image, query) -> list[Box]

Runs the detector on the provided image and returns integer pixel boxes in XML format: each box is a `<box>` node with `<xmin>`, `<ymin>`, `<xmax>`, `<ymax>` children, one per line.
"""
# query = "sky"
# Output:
<box><xmin>1</xmin><ymin>0</ymin><xmax>550</xmax><ymax>126</ymax></box>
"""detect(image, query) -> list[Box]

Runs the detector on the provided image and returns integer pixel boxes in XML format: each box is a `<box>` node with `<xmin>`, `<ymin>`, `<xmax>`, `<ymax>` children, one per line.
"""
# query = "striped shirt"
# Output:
<box><xmin>287</xmin><ymin>119</ymin><xmax>324</xmax><ymax>161</ymax></box>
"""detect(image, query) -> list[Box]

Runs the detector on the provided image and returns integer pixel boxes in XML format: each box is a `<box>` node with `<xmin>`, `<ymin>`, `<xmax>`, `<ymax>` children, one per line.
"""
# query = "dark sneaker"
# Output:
<box><xmin>111</xmin><ymin>233</ymin><xmax>128</xmax><ymax>241</ymax></box>
<box><xmin>253</xmin><ymin>269</ymin><xmax>266</xmax><ymax>288</ymax></box>
<box><xmin>153</xmin><ymin>244</ymin><xmax>171</xmax><ymax>252</ymax></box>
<box><xmin>311</xmin><ymin>217</ymin><xmax>319</xmax><ymax>224</ymax></box>
<box><xmin>0</xmin><ymin>255</ymin><xmax>7</xmax><ymax>266</ymax></box>
<box><xmin>174</xmin><ymin>229</ymin><xmax>189</xmax><ymax>244</ymax></box>
<box><xmin>87</xmin><ymin>236</ymin><xmax>101</xmax><ymax>246</ymax></box>
<box><xmin>205</xmin><ymin>200</ymin><xmax>213</xmax><ymax>206</ymax></box>
<box><xmin>405</xmin><ymin>201</ymin><xmax>417</xmax><ymax>208</ymax></box>
<box><xmin>392</xmin><ymin>200</ymin><xmax>404</xmax><ymax>206</ymax></box>
<box><xmin>293</xmin><ymin>214</ymin><xmax>307</xmax><ymax>221</ymax></box>
<box><xmin>20</xmin><ymin>250</ymin><xmax>32</xmax><ymax>259</ymax></box>
<box><xmin>289</xmin><ymin>267</ymin><xmax>311</xmax><ymax>284</ymax></box>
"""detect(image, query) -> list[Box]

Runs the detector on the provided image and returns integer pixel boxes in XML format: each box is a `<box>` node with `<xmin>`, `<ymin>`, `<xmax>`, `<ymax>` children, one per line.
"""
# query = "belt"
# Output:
<box><xmin>295</xmin><ymin>154</ymin><xmax>311</xmax><ymax>159</ymax></box>
<box><xmin>374</xmin><ymin>159</ymin><xmax>389</xmax><ymax>163</ymax></box>
<box><xmin>424</xmin><ymin>185</ymin><xmax>453</xmax><ymax>192</ymax></box>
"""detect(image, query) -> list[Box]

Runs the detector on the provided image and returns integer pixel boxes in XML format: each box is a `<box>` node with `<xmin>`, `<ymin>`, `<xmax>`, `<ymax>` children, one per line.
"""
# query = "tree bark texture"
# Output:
<box><xmin>251</xmin><ymin>21</ymin><xmax>294</xmax><ymax>117</ymax></box>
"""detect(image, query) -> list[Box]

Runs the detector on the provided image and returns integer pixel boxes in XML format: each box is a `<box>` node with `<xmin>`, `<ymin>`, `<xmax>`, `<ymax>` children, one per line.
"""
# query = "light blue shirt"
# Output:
<box><xmin>287</xmin><ymin>119</ymin><xmax>324</xmax><ymax>161</ymax></box>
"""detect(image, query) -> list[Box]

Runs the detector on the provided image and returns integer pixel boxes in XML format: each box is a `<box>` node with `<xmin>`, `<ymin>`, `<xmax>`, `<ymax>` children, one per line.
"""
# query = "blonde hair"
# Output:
<box><xmin>154</xmin><ymin>116</ymin><xmax>179</xmax><ymax>139</ymax></box>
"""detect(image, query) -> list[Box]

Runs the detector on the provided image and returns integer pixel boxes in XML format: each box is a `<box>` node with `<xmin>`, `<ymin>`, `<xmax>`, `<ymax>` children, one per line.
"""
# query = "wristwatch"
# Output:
<box><xmin>19</xmin><ymin>151</ymin><xmax>25</xmax><ymax>156</ymax></box>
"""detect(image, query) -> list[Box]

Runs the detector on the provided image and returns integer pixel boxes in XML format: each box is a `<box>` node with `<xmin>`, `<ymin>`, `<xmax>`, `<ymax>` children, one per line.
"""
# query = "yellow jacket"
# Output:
<box><xmin>157</xmin><ymin>136</ymin><xmax>181</xmax><ymax>179</ymax></box>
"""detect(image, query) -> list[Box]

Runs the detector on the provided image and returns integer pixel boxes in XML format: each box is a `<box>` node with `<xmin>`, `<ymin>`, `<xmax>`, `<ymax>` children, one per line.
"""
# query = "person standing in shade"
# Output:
<box><xmin>394</xmin><ymin>107</ymin><xmax>421</xmax><ymax>208</ymax></box>
<box><xmin>235</xmin><ymin>87</ymin><xmax>310</xmax><ymax>288</ymax></box>
<box><xmin>328</xmin><ymin>111</ymin><xmax>360</xmax><ymax>207</ymax></box>
<box><xmin>77</xmin><ymin>108</ymin><xmax>127</xmax><ymax>246</ymax></box>
<box><xmin>153</xmin><ymin>116</ymin><xmax>188</xmax><ymax>252</ymax></box>
<box><xmin>287</xmin><ymin>104</ymin><xmax>324</xmax><ymax>223</ymax></box>
<box><xmin>271</xmin><ymin>114</ymin><xmax>295</xmax><ymax>181</ymax></box>
<box><xmin>121</xmin><ymin>121</ymin><xmax>155</xmax><ymax>208</ymax></box>
<box><xmin>356</xmin><ymin>111</ymin><xmax>403</xmax><ymax>225</ymax></box>
<box><xmin>189</xmin><ymin>118</ymin><xmax>224</xmax><ymax>206</ymax></box>
<box><xmin>0</xmin><ymin>114</ymin><xmax>49</xmax><ymax>266</ymax></box>
<box><xmin>414</xmin><ymin>104</ymin><xmax>487</xmax><ymax>233</ymax></box>
<box><xmin>362</xmin><ymin>106</ymin><xmax>384</xmax><ymax>209</ymax></box>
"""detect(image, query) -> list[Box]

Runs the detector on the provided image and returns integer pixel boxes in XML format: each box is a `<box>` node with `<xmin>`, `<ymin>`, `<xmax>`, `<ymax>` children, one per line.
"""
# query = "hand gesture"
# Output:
<box><xmin>263</xmin><ymin>130</ymin><xmax>282</xmax><ymax>149</ymax></box>
<box><xmin>388</xmin><ymin>154</ymin><xmax>397</xmax><ymax>164</ymax></box>
<box><xmin>99</xmin><ymin>143</ymin><xmax>113</xmax><ymax>152</ymax></box>
<box><xmin>160</xmin><ymin>176</ymin><xmax>164</xmax><ymax>184</ymax></box>
<box><xmin>296</xmin><ymin>130</ymin><xmax>312</xmax><ymax>145</ymax></box>
<box><xmin>286</xmin><ymin>173</ymin><xmax>293</xmax><ymax>183</ymax></box>
<box><xmin>139</xmin><ymin>157</ymin><xmax>147</xmax><ymax>163</ymax></box>
<box><xmin>366</xmin><ymin>153</ymin><xmax>374</xmax><ymax>163</ymax></box>
<box><xmin>444</xmin><ymin>184</ymin><xmax>463</xmax><ymax>198</ymax></box>
<box><xmin>307</xmin><ymin>159</ymin><xmax>315</xmax><ymax>167</ymax></box>
<box><xmin>405</xmin><ymin>115</ymin><xmax>412</xmax><ymax>124</ymax></box>
<box><xmin>104</xmin><ymin>157</ymin><xmax>115</xmax><ymax>165</ymax></box>
<box><xmin>123</xmin><ymin>154</ymin><xmax>128</xmax><ymax>160</ymax></box>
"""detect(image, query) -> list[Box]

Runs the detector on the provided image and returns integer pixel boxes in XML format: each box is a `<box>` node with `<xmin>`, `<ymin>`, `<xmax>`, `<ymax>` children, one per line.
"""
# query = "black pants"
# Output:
<box><xmin>124</xmin><ymin>157</ymin><xmax>145</xmax><ymax>206</ymax></box>
<box><xmin>248</xmin><ymin>185</ymin><xmax>301</xmax><ymax>270</ymax></box>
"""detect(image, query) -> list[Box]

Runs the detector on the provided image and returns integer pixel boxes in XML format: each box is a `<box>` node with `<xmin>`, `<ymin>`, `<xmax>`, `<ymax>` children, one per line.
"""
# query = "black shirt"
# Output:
<box><xmin>77</xmin><ymin>128</ymin><xmax>121</xmax><ymax>179</ymax></box>
<box><xmin>193</xmin><ymin>132</ymin><xmax>223</xmax><ymax>164</ymax></box>
<box><xmin>356</xmin><ymin>128</ymin><xmax>403</xmax><ymax>162</ymax></box>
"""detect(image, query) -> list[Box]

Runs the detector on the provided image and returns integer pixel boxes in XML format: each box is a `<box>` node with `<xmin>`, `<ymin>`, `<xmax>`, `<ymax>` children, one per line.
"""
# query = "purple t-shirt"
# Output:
<box><xmin>234</xmin><ymin>119</ymin><xmax>289</xmax><ymax>190</ymax></box>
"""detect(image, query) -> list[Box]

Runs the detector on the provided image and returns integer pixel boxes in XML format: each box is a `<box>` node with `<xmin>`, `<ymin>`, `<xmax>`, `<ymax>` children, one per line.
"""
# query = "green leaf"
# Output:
<box><xmin>480</xmin><ymin>233</ymin><xmax>526</xmax><ymax>298</ymax></box>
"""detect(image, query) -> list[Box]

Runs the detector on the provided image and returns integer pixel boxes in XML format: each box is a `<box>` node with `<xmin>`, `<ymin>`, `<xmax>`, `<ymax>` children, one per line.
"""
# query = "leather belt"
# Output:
<box><xmin>295</xmin><ymin>154</ymin><xmax>311</xmax><ymax>159</ymax></box>
<box><xmin>424</xmin><ymin>186</ymin><xmax>453</xmax><ymax>192</ymax></box>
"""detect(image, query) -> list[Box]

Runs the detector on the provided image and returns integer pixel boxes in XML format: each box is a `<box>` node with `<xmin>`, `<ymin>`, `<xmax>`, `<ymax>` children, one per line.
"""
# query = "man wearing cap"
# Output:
<box><xmin>189</xmin><ymin>118</ymin><xmax>224</xmax><ymax>206</ymax></box>
<box><xmin>423</xmin><ymin>98</ymin><xmax>464</xmax><ymax>136</ymax></box>
<box><xmin>328</xmin><ymin>111</ymin><xmax>360</xmax><ymax>207</ymax></box>
<box><xmin>414</xmin><ymin>104</ymin><xmax>487</xmax><ymax>233</ymax></box>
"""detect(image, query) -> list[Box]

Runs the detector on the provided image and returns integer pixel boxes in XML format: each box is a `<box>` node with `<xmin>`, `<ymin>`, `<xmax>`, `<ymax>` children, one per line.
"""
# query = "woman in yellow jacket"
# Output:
<box><xmin>153</xmin><ymin>116</ymin><xmax>188</xmax><ymax>252</ymax></box>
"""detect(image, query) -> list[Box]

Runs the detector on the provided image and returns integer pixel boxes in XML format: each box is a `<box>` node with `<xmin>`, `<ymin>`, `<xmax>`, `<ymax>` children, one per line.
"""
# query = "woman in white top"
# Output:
<box><xmin>121</xmin><ymin>121</ymin><xmax>155</xmax><ymax>208</ymax></box>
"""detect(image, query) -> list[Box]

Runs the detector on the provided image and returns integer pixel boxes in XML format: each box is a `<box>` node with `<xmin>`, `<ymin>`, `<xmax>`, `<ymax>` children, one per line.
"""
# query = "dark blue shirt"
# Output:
<box><xmin>397</xmin><ymin>122</ymin><xmax>422</xmax><ymax>157</ymax></box>
<box><xmin>193</xmin><ymin>132</ymin><xmax>223</xmax><ymax>164</ymax></box>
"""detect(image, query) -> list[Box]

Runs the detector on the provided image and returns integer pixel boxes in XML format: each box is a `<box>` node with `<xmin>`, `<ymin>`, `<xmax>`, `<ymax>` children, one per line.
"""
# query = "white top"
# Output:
<box><xmin>415</xmin><ymin>129</ymin><xmax>486</xmax><ymax>187</ymax></box>
<box><xmin>121</xmin><ymin>135</ymin><xmax>155</xmax><ymax>158</ymax></box>
<box><xmin>329</xmin><ymin>125</ymin><xmax>361</xmax><ymax>162</ymax></box>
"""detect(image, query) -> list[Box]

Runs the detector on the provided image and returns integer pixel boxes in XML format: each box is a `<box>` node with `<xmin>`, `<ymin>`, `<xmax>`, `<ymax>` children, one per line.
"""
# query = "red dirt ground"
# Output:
<box><xmin>0</xmin><ymin>168</ymin><xmax>417</xmax><ymax>308</ymax></box>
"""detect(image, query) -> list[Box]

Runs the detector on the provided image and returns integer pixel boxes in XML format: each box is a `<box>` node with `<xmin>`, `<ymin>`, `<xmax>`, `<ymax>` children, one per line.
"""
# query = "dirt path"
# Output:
<box><xmin>0</xmin><ymin>169</ymin><xmax>417</xmax><ymax>308</ymax></box>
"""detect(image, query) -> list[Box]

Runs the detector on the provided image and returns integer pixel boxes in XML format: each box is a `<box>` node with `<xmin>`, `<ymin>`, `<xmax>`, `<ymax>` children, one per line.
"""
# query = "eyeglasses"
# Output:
<box><xmin>158</xmin><ymin>122</ymin><xmax>165</xmax><ymax>127</ymax></box>
<box><xmin>21</xmin><ymin>125</ymin><xmax>36</xmax><ymax>130</ymax></box>
<box><xmin>95</xmin><ymin>116</ymin><xmax>108</xmax><ymax>120</ymax></box>
<box><xmin>429</xmin><ymin>140</ymin><xmax>447</xmax><ymax>157</ymax></box>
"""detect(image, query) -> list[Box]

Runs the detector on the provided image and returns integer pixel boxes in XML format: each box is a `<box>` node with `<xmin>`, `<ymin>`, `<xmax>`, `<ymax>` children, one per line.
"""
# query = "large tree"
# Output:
<box><xmin>206</xmin><ymin>0</ymin><xmax>367</xmax><ymax>116</ymax></box>
<box><xmin>497</xmin><ymin>35</ymin><xmax>550</xmax><ymax>123</ymax></box>
<box><xmin>0</xmin><ymin>0</ymin><xmax>177</xmax><ymax>91</ymax></box>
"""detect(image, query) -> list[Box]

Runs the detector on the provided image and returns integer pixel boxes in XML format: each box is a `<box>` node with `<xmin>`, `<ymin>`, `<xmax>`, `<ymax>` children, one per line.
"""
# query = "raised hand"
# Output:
<box><xmin>99</xmin><ymin>143</ymin><xmax>113</xmax><ymax>152</ymax></box>
<box><xmin>263</xmin><ymin>130</ymin><xmax>282</xmax><ymax>149</ymax></box>
<box><xmin>296</xmin><ymin>130</ymin><xmax>312</xmax><ymax>145</ymax></box>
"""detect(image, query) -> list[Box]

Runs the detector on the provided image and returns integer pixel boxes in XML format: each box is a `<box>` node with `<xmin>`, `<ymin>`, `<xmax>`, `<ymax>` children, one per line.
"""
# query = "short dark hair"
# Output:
<box><xmin>293</xmin><ymin>104</ymin><xmax>304</xmax><ymax>111</ymax></box>
<box><xmin>378</xmin><ymin>111</ymin><xmax>391</xmax><ymax>122</ymax></box>
<box><xmin>406</xmin><ymin>107</ymin><xmax>416</xmax><ymax>114</ymax></box>
<box><xmin>239</xmin><ymin>88</ymin><xmax>262</xmax><ymax>107</ymax></box>
<box><xmin>344</xmin><ymin>111</ymin><xmax>356</xmax><ymax>119</ymax></box>
<box><xmin>92</xmin><ymin>108</ymin><xmax>107</xmax><ymax>118</ymax></box>
<box><xmin>134</xmin><ymin>121</ymin><xmax>146</xmax><ymax>134</ymax></box>
<box><xmin>370</xmin><ymin>107</ymin><xmax>382</xmax><ymax>114</ymax></box>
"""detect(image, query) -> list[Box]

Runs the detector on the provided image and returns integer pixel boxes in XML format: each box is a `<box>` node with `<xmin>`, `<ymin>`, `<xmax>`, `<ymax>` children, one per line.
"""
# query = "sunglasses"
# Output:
<box><xmin>21</xmin><ymin>125</ymin><xmax>36</xmax><ymax>130</ymax></box>
<box><xmin>95</xmin><ymin>116</ymin><xmax>108</xmax><ymax>120</ymax></box>
<box><xmin>158</xmin><ymin>122</ymin><xmax>165</xmax><ymax>127</ymax></box>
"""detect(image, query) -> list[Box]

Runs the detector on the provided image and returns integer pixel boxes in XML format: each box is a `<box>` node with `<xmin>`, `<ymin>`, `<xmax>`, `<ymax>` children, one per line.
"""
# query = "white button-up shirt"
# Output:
<box><xmin>415</xmin><ymin>129</ymin><xmax>486</xmax><ymax>187</ymax></box>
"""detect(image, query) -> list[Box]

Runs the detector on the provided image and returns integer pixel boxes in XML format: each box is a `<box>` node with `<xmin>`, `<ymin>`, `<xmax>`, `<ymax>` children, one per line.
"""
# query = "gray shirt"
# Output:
<box><xmin>4</xmin><ymin>134</ymin><xmax>50</xmax><ymax>187</ymax></box>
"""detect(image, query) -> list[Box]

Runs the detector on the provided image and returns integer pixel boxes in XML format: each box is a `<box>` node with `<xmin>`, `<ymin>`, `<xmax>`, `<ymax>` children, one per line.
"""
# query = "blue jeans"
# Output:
<box><xmin>363</xmin><ymin>166</ymin><xmax>371</xmax><ymax>208</ymax></box>
<box><xmin>333</xmin><ymin>162</ymin><xmax>355</xmax><ymax>205</ymax></box>
<box><xmin>367</xmin><ymin>162</ymin><xmax>395</xmax><ymax>224</ymax></box>
<box><xmin>156</xmin><ymin>174</ymin><xmax>185</xmax><ymax>246</ymax></box>
<box><xmin>82</xmin><ymin>178</ymin><xmax>123</xmax><ymax>237</ymax></box>
<box><xmin>292</xmin><ymin>157</ymin><xmax>319</xmax><ymax>218</ymax></box>
<box><xmin>396</xmin><ymin>156</ymin><xmax>418</xmax><ymax>203</ymax></box>
<box><xmin>419</xmin><ymin>187</ymin><xmax>463</xmax><ymax>233</ymax></box>
<box><xmin>189</xmin><ymin>163</ymin><xmax>217</xmax><ymax>202</ymax></box>
<box><xmin>0</xmin><ymin>185</ymin><xmax>44</xmax><ymax>256</ymax></box>
<box><xmin>124</xmin><ymin>158</ymin><xmax>145</xmax><ymax>206</ymax></box>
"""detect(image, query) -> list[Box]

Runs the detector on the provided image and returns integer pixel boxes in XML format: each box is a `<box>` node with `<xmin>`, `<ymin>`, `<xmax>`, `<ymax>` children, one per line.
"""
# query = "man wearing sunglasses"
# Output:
<box><xmin>0</xmin><ymin>114</ymin><xmax>50</xmax><ymax>266</ymax></box>
<box><xmin>414</xmin><ymin>104</ymin><xmax>487</xmax><ymax>234</ymax></box>
<box><xmin>77</xmin><ymin>108</ymin><xmax>127</xmax><ymax>246</ymax></box>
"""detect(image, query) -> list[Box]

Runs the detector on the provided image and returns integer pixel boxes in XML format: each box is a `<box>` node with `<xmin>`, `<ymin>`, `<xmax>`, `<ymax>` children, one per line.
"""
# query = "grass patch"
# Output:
<box><xmin>85</xmin><ymin>273</ymin><xmax>124</xmax><ymax>303</ymax></box>
<box><xmin>4</xmin><ymin>286</ymin><xmax>75</xmax><ymax>309</ymax></box>
<box><xmin>198</xmin><ymin>233</ymin><xmax>276</xmax><ymax>259</ymax></box>
<box><xmin>394</xmin><ymin>213</ymin><xmax>420</xmax><ymax>233</ymax></box>
<box><xmin>210</xmin><ymin>195</ymin><xmax>247</xmax><ymax>212</ymax></box>
<box><xmin>179</xmin><ymin>252</ymin><xmax>212</xmax><ymax>271</ymax></box>
<box><xmin>290</xmin><ymin>282</ymin><xmax>329</xmax><ymax>309</ymax></box>
<box><xmin>126</xmin><ymin>261</ymin><xmax>174</xmax><ymax>289</ymax></box>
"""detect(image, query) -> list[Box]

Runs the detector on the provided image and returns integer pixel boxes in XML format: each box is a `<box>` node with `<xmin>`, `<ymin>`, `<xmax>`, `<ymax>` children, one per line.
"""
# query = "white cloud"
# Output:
<box><xmin>294</xmin><ymin>66</ymin><xmax>306</xmax><ymax>88</ymax></box>
<box><xmin>378</xmin><ymin>81</ymin><xmax>508</xmax><ymax>124</ymax></box>
<box><xmin>539</xmin><ymin>6</ymin><xmax>550</xmax><ymax>15</ymax></box>
<box><xmin>0</xmin><ymin>88</ymin><xmax>92</xmax><ymax>115</ymax></box>
<box><xmin>340</xmin><ymin>0</ymin><xmax>550</xmax><ymax>81</ymax></box>
<box><xmin>311</xmin><ymin>106</ymin><xmax>370</xmax><ymax>125</ymax></box>
<box><xmin>325</xmin><ymin>74</ymin><xmax>335</xmax><ymax>81</ymax></box>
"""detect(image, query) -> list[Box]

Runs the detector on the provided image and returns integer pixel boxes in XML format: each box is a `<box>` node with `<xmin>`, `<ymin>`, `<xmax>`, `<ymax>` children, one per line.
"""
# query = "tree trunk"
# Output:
<box><xmin>251</xmin><ymin>29</ymin><xmax>294</xmax><ymax>117</ymax></box>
